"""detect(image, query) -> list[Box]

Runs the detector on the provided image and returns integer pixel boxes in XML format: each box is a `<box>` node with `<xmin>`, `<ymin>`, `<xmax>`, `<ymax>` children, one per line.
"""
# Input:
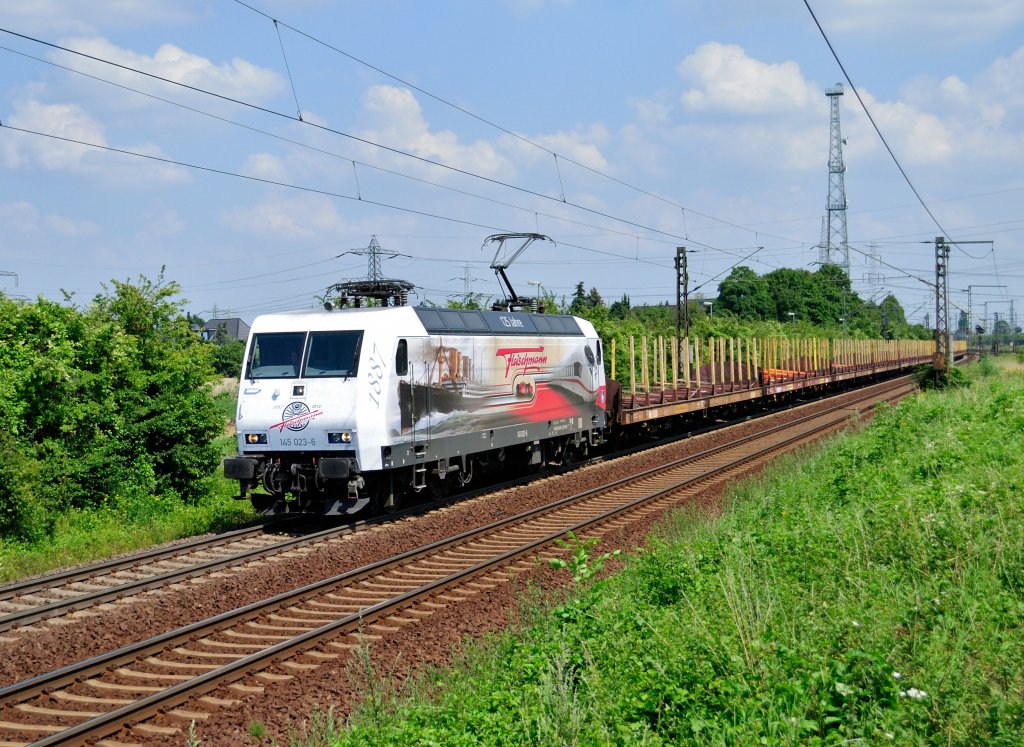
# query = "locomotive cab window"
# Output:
<box><xmin>304</xmin><ymin>331</ymin><xmax>363</xmax><ymax>378</ymax></box>
<box><xmin>395</xmin><ymin>339</ymin><xmax>408</xmax><ymax>376</ymax></box>
<box><xmin>247</xmin><ymin>332</ymin><xmax>307</xmax><ymax>378</ymax></box>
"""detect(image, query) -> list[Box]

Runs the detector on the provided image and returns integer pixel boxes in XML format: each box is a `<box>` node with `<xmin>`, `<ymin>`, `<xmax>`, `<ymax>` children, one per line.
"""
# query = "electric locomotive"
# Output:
<box><xmin>223</xmin><ymin>304</ymin><xmax>608</xmax><ymax>515</ymax></box>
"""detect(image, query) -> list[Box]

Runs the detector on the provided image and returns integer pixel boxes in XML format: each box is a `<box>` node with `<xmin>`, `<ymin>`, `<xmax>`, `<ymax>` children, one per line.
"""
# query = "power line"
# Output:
<box><xmin>0</xmin><ymin>27</ymin><xmax>716</xmax><ymax>251</ymax></box>
<box><xmin>4</xmin><ymin>20</ymin><xmax>937</xmax><ymax>303</ymax></box>
<box><xmin>230</xmin><ymin>0</ymin><xmax>811</xmax><ymax>249</ymax></box>
<box><xmin>0</xmin><ymin>122</ymin><xmax>503</xmax><ymax>229</ymax></box>
<box><xmin>0</xmin><ymin>123</ymin><xmax>703</xmax><ymax>276</ymax></box>
<box><xmin>0</xmin><ymin>44</ymin><xmax>702</xmax><ymax>252</ymax></box>
<box><xmin>4</xmin><ymin>14</ymin><xmax>1001</xmax><ymax>312</ymax></box>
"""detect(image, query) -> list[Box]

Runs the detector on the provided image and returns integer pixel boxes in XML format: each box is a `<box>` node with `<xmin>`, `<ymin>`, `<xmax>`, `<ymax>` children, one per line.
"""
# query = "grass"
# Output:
<box><xmin>213</xmin><ymin>387</ymin><xmax>239</xmax><ymax>424</ymax></box>
<box><xmin>0</xmin><ymin>433</ymin><xmax>255</xmax><ymax>583</ymax></box>
<box><xmin>289</xmin><ymin>357</ymin><xmax>1024</xmax><ymax>746</ymax></box>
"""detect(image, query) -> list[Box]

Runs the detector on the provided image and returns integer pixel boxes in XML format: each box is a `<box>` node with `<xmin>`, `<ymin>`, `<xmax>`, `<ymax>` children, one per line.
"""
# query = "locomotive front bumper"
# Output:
<box><xmin>223</xmin><ymin>457</ymin><xmax>259</xmax><ymax>480</ymax></box>
<box><xmin>316</xmin><ymin>457</ymin><xmax>352</xmax><ymax>480</ymax></box>
<box><xmin>223</xmin><ymin>454</ymin><xmax>357</xmax><ymax>484</ymax></box>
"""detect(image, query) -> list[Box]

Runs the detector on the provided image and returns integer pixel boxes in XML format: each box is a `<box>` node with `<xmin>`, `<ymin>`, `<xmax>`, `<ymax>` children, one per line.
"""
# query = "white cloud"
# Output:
<box><xmin>981</xmin><ymin>46</ymin><xmax>1024</xmax><ymax>110</ymax></box>
<box><xmin>3</xmin><ymin>100</ymin><xmax>106</xmax><ymax>171</ymax></box>
<box><xmin>357</xmin><ymin>85</ymin><xmax>511</xmax><ymax>177</ymax></box>
<box><xmin>139</xmin><ymin>206</ymin><xmax>185</xmax><ymax>237</ymax></box>
<box><xmin>677</xmin><ymin>43</ymin><xmax>818</xmax><ymax>114</ymax></box>
<box><xmin>0</xmin><ymin>202</ymin><xmax>44</xmax><ymax>232</ymax></box>
<box><xmin>873</xmin><ymin>101</ymin><xmax>953</xmax><ymax>164</ymax></box>
<box><xmin>824</xmin><ymin>0</ymin><xmax>1024</xmax><ymax>39</ymax></box>
<box><xmin>939</xmin><ymin>76</ymin><xmax>970</xmax><ymax>103</ymax></box>
<box><xmin>500</xmin><ymin>124</ymin><xmax>610</xmax><ymax>173</ymax></box>
<box><xmin>3</xmin><ymin>98</ymin><xmax>189</xmax><ymax>183</ymax></box>
<box><xmin>221</xmin><ymin>194</ymin><xmax>351</xmax><ymax>240</ymax></box>
<box><xmin>54</xmin><ymin>37</ymin><xmax>285</xmax><ymax>104</ymax></box>
<box><xmin>0</xmin><ymin>201</ymin><xmax>100</xmax><ymax>237</ymax></box>
<box><xmin>242</xmin><ymin>153</ymin><xmax>290</xmax><ymax>182</ymax></box>
<box><xmin>44</xmin><ymin>213</ymin><xmax>101</xmax><ymax>237</ymax></box>
<box><xmin>893</xmin><ymin>46</ymin><xmax>1024</xmax><ymax>163</ymax></box>
<box><xmin>628</xmin><ymin>94</ymin><xmax>673</xmax><ymax>128</ymax></box>
<box><xmin>0</xmin><ymin>0</ymin><xmax>196</xmax><ymax>35</ymax></box>
<box><xmin>533</xmin><ymin>126</ymin><xmax>610</xmax><ymax>171</ymax></box>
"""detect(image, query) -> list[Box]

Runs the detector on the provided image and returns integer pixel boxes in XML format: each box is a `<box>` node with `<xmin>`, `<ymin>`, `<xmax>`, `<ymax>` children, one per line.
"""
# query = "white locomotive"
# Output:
<box><xmin>223</xmin><ymin>305</ymin><xmax>608</xmax><ymax>515</ymax></box>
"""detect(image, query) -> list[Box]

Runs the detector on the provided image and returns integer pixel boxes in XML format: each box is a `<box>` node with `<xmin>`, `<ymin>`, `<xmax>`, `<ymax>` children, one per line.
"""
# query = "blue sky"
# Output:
<box><xmin>1</xmin><ymin>0</ymin><xmax>1022</xmax><ymax>328</ymax></box>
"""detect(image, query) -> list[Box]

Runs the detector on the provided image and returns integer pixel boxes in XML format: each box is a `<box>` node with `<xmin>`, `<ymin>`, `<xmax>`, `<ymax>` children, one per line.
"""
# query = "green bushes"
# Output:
<box><xmin>0</xmin><ymin>276</ymin><xmax>223</xmax><ymax>541</ymax></box>
<box><xmin>210</xmin><ymin>338</ymin><xmax>245</xmax><ymax>377</ymax></box>
<box><xmin>913</xmin><ymin>362</ymin><xmax>971</xmax><ymax>390</ymax></box>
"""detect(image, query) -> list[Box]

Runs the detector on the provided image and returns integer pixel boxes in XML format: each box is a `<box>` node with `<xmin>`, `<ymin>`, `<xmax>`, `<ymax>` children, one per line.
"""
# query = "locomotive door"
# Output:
<box><xmin>397</xmin><ymin>336</ymin><xmax>432</xmax><ymax>443</ymax></box>
<box><xmin>586</xmin><ymin>338</ymin><xmax>602</xmax><ymax>409</ymax></box>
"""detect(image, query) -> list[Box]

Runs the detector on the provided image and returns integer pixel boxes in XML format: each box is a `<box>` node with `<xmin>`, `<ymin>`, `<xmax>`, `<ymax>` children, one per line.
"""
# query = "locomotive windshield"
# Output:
<box><xmin>247</xmin><ymin>330</ymin><xmax>363</xmax><ymax>379</ymax></box>
<box><xmin>247</xmin><ymin>332</ymin><xmax>306</xmax><ymax>378</ymax></box>
<box><xmin>304</xmin><ymin>331</ymin><xmax>363</xmax><ymax>378</ymax></box>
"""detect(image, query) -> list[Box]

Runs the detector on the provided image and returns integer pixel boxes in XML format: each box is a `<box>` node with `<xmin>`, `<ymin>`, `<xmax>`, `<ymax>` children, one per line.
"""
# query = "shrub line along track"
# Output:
<box><xmin>0</xmin><ymin>375</ymin><xmax>858</xmax><ymax>636</ymax></box>
<box><xmin>0</xmin><ymin>375</ymin><xmax>914</xmax><ymax>746</ymax></box>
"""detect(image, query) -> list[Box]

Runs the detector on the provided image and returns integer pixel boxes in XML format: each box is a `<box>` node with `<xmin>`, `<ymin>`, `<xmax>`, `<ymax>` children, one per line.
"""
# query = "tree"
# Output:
<box><xmin>808</xmin><ymin>263</ymin><xmax>858</xmax><ymax>325</ymax></box>
<box><xmin>956</xmin><ymin>309</ymin><xmax>969</xmax><ymax>335</ymax></box>
<box><xmin>878</xmin><ymin>294</ymin><xmax>907</xmax><ymax>327</ymax></box>
<box><xmin>764</xmin><ymin>268</ymin><xmax>815</xmax><ymax>322</ymax></box>
<box><xmin>445</xmin><ymin>296</ymin><xmax>487</xmax><ymax>310</ymax></box>
<box><xmin>570</xmin><ymin>281</ymin><xmax>588</xmax><ymax>315</ymax></box>
<box><xmin>211</xmin><ymin>338</ymin><xmax>246</xmax><ymax>377</ymax></box>
<box><xmin>609</xmin><ymin>293</ymin><xmax>630</xmax><ymax>320</ymax></box>
<box><xmin>717</xmin><ymin>266</ymin><xmax>774</xmax><ymax>320</ymax></box>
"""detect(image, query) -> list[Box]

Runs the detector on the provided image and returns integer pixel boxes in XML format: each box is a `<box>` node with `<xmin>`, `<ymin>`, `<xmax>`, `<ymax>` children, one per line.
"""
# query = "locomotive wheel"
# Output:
<box><xmin>369</xmin><ymin>488</ymin><xmax>398</xmax><ymax>515</ymax></box>
<box><xmin>426</xmin><ymin>475</ymin><xmax>449</xmax><ymax>503</ymax></box>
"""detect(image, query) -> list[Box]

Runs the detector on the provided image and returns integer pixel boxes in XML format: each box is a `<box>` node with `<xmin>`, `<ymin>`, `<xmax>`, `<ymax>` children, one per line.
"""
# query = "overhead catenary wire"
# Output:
<box><xmin>273</xmin><ymin>19</ymin><xmax>303</xmax><ymax>121</ymax></box>
<box><xmin>0</xmin><ymin>123</ymin><xmax>691</xmax><ymax>277</ymax></box>
<box><xmin>230</xmin><ymin>0</ymin><xmax>808</xmax><ymax>248</ymax></box>
<box><xmin>3</xmin><ymin>37</ymin><xmax>725</xmax><ymax>254</ymax></box>
<box><xmin>0</xmin><ymin>23</ymin><xmax>955</xmax><ymax>301</ymax></box>
<box><xmin>0</xmin><ymin>27</ymin><xmax>726</xmax><ymax>253</ymax></box>
<box><xmin>3</xmin><ymin>11</ymin><xmax>1006</xmax><ymax>312</ymax></box>
<box><xmin>0</xmin><ymin>38</ymin><xmax>759</xmax><ymax>277</ymax></box>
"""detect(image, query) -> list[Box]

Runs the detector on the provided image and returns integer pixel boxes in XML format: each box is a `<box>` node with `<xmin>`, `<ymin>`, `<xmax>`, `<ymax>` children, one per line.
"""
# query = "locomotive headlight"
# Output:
<box><xmin>245</xmin><ymin>433</ymin><xmax>268</xmax><ymax>445</ymax></box>
<box><xmin>327</xmin><ymin>431</ymin><xmax>352</xmax><ymax>444</ymax></box>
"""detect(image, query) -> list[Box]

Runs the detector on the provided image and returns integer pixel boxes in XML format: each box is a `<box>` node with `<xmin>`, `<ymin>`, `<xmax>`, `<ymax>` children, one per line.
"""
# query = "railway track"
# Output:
<box><xmin>0</xmin><ymin>376</ymin><xmax>914</xmax><ymax>746</ymax></box>
<box><xmin>0</xmin><ymin>519</ymin><xmax>346</xmax><ymax>637</ymax></box>
<box><xmin>0</xmin><ymin>374</ymin><xmax>856</xmax><ymax>637</ymax></box>
<box><xmin>0</xmin><ymin>459</ymin><xmax>608</xmax><ymax>636</ymax></box>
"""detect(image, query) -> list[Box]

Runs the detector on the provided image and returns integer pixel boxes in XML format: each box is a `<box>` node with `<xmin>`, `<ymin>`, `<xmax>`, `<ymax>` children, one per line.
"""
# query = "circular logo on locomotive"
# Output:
<box><xmin>281</xmin><ymin>401</ymin><xmax>313</xmax><ymax>432</ymax></box>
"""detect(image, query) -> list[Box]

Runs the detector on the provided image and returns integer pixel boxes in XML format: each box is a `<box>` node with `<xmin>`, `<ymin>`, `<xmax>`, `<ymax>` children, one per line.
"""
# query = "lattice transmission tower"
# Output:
<box><xmin>323</xmin><ymin>235</ymin><xmax>414</xmax><ymax>308</ymax></box>
<box><xmin>818</xmin><ymin>83</ymin><xmax>850</xmax><ymax>274</ymax></box>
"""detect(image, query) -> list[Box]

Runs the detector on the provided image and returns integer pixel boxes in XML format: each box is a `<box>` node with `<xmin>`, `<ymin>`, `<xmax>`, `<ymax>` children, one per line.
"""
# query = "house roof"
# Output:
<box><xmin>202</xmin><ymin>317</ymin><xmax>251</xmax><ymax>341</ymax></box>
